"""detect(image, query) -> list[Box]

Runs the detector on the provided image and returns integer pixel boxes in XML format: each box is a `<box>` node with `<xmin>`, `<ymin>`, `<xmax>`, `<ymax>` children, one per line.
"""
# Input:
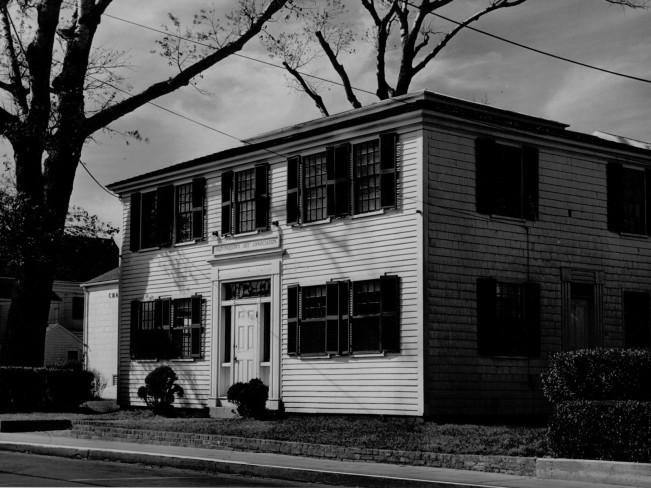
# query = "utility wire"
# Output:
<box><xmin>79</xmin><ymin>159</ymin><xmax>119</xmax><ymax>198</ymax></box>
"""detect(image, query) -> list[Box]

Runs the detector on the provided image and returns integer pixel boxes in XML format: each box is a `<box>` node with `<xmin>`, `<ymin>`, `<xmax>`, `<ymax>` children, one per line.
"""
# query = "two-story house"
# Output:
<box><xmin>108</xmin><ymin>91</ymin><xmax>651</xmax><ymax>418</ymax></box>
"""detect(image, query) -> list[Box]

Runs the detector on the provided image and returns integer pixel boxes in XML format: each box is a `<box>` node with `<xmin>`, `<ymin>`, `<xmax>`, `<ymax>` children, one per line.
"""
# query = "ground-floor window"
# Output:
<box><xmin>287</xmin><ymin>275</ymin><xmax>400</xmax><ymax>356</ymax></box>
<box><xmin>130</xmin><ymin>295</ymin><xmax>203</xmax><ymax>360</ymax></box>
<box><xmin>623</xmin><ymin>291</ymin><xmax>651</xmax><ymax>348</ymax></box>
<box><xmin>561</xmin><ymin>268</ymin><xmax>604</xmax><ymax>350</ymax></box>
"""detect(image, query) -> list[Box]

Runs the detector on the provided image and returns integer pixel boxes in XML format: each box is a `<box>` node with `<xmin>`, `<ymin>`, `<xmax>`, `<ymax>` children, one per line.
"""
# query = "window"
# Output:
<box><xmin>475</xmin><ymin>138</ymin><xmax>538</xmax><ymax>220</ymax></box>
<box><xmin>607</xmin><ymin>163</ymin><xmax>650</xmax><ymax>235</ymax></box>
<box><xmin>72</xmin><ymin>296</ymin><xmax>84</xmax><ymax>320</ymax></box>
<box><xmin>286</xmin><ymin>133</ymin><xmax>397</xmax><ymax>225</ymax></box>
<box><xmin>477</xmin><ymin>278</ymin><xmax>540</xmax><ymax>356</ymax></box>
<box><xmin>287</xmin><ymin>275</ymin><xmax>399</xmax><ymax>356</ymax></box>
<box><xmin>561</xmin><ymin>268</ymin><xmax>604</xmax><ymax>350</ymax></box>
<box><xmin>222</xmin><ymin>164</ymin><xmax>269</xmax><ymax>235</ymax></box>
<box><xmin>130</xmin><ymin>295</ymin><xmax>203</xmax><ymax>359</ymax></box>
<box><xmin>623</xmin><ymin>291</ymin><xmax>651</xmax><ymax>349</ymax></box>
<box><xmin>67</xmin><ymin>350</ymin><xmax>79</xmax><ymax>361</ymax></box>
<box><xmin>129</xmin><ymin>178</ymin><xmax>205</xmax><ymax>251</ymax></box>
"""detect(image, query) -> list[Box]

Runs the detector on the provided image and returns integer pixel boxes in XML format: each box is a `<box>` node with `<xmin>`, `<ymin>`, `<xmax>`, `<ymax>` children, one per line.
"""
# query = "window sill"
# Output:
<box><xmin>619</xmin><ymin>232</ymin><xmax>648</xmax><ymax>240</ymax></box>
<box><xmin>489</xmin><ymin>214</ymin><xmax>528</xmax><ymax>224</ymax></box>
<box><xmin>138</xmin><ymin>246</ymin><xmax>160</xmax><ymax>253</ymax></box>
<box><xmin>295</xmin><ymin>218</ymin><xmax>331</xmax><ymax>228</ymax></box>
<box><xmin>221</xmin><ymin>362</ymin><xmax>231</xmax><ymax>367</ymax></box>
<box><xmin>174</xmin><ymin>239</ymin><xmax>199</xmax><ymax>247</ymax></box>
<box><xmin>296</xmin><ymin>354</ymin><xmax>331</xmax><ymax>360</ymax></box>
<box><xmin>261</xmin><ymin>361</ymin><xmax>271</xmax><ymax>367</ymax></box>
<box><xmin>351</xmin><ymin>209</ymin><xmax>385</xmax><ymax>219</ymax></box>
<box><xmin>169</xmin><ymin>358</ymin><xmax>196</xmax><ymax>362</ymax></box>
<box><xmin>351</xmin><ymin>351</ymin><xmax>386</xmax><ymax>358</ymax></box>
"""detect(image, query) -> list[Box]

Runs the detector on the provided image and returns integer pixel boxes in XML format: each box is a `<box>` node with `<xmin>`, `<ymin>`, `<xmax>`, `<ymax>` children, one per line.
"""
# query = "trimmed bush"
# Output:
<box><xmin>0</xmin><ymin>366</ymin><xmax>94</xmax><ymax>412</ymax></box>
<box><xmin>541</xmin><ymin>348</ymin><xmax>651</xmax><ymax>404</ymax></box>
<box><xmin>137</xmin><ymin>365</ymin><xmax>184</xmax><ymax>415</ymax></box>
<box><xmin>227</xmin><ymin>378</ymin><xmax>269</xmax><ymax>419</ymax></box>
<box><xmin>549</xmin><ymin>400</ymin><xmax>651</xmax><ymax>462</ymax></box>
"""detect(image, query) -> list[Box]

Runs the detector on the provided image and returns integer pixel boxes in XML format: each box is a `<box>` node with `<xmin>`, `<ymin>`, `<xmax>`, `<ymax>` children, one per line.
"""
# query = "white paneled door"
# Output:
<box><xmin>232</xmin><ymin>303</ymin><xmax>258</xmax><ymax>384</ymax></box>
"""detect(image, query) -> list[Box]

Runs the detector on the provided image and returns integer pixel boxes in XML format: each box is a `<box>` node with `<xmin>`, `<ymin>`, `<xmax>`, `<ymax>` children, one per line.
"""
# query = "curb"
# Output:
<box><xmin>0</xmin><ymin>441</ymin><xmax>495</xmax><ymax>488</ymax></box>
<box><xmin>537</xmin><ymin>458</ymin><xmax>651</xmax><ymax>488</ymax></box>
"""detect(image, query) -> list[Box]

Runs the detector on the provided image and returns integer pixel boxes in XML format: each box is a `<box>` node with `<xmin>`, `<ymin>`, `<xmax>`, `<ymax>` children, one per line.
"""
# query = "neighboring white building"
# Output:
<box><xmin>82</xmin><ymin>267</ymin><xmax>120</xmax><ymax>399</ymax></box>
<box><xmin>44</xmin><ymin>323</ymin><xmax>83</xmax><ymax>366</ymax></box>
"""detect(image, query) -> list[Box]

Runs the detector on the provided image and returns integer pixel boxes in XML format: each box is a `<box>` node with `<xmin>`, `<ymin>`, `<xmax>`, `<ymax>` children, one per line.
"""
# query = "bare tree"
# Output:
<box><xmin>0</xmin><ymin>0</ymin><xmax>289</xmax><ymax>366</ymax></box>
<box><xmin>266</xmin><ymin>0</ymin><xmax>649</xmax><ymax>115</ymax></box>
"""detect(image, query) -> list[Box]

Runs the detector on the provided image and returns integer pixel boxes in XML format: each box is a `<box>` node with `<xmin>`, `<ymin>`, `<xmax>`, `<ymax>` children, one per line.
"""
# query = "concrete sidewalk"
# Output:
<box><xmin>0</xmin><ymin>430</ymin><xmax>636</xmax><ymax>488</ymax></box>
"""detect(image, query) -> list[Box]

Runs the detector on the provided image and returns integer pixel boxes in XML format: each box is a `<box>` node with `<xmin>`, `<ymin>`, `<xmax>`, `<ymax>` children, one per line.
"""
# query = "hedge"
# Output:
<box><xmin>541</xmin><ymin>348</ymin><xmax>651</xmax><ymax>404</ymax></box>
<box><xmin>549</xmin><ymin>400</ymin><xmax>651</xmax><ymax>462</ymax></box>
<box><xmin>0</xmin><ymin>366</ymin><xmax>94</xmax><ymax>412</ymax></box>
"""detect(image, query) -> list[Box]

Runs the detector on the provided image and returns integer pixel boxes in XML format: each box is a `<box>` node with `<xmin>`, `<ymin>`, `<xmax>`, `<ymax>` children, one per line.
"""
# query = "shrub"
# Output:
<box><xmin>549</xmin><ymin>400</ymin><xmax>651</xmax><ymax>462</ymax></box>
<box><xmin>0</xmin><ymin>366</ymin><xmax>94</xmax><ymax>412</ymax></box>
<box><xmin>227</xmin><ymin>378</ymin><xmax>269</xmax><ymax>419</ymax></box>
<box><xmin>137</xmin><ymin>365</ymin><xmax>184</xmax><ymax>415</ymax></box>
<box><xmin>541</xmin><ymin>348</ymin><xmax>651</xmax><ymax>404</ymax></box>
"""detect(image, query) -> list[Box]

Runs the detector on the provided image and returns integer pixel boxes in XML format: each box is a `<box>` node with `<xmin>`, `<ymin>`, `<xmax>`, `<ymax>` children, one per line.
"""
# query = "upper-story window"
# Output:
<box><xmin>477</xmin><ymin>278</ymin><xmax>540</xmax><ymax>357</ymax></box>
<box><xmin>475</xmin><ymin>138</ymin><xmax>539</xmax><ymax>220</ymax></box>
<box><xmin>286</xmin><ymin>133</ymin><xmax>398</xmax><ymax>225</ymax></box>
<box><xmin>129</xmin><ymin>178</ymin><xmax>205</xmax><ymax>252</ymax></box>
<box><xmin>607</xmin><ymin>163</ymin><xmax>650</xmax><ymax>235</ymax></box>
<box><xmin>222</xmin><ymin>164</ymin><xmax>269</xmax><ymax>235</ymax></box>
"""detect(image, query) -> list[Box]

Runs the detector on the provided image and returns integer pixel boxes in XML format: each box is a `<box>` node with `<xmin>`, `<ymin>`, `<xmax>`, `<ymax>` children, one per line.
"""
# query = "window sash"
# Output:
<box><xmin>353</xmin><ymin>140</ymin><xmax>381</xmax><ymax>214</ymax></box>
<box><xmin>303</xmin><ymin>152</ymin><xmax>327</xmax><ymax>222</ymax></box>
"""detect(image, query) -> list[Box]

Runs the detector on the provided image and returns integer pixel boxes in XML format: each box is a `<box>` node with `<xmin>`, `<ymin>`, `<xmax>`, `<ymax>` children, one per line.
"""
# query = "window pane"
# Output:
<box><xmin>352</xmin><ymin>280</ymin><xmax>381</xmax><ymax>351</ymax></box>
<box><xmin>223</xmin><ymin>279</ymin><xmax>271</xmax><ymax>300</ymax></box>
<box><xmin>175</xmin><ymin>184</ymin><xmax>193</xmax><ymax>243</ymax></box>
<box><xmin>303</xmin><ymin>152</ymin><xmax>327</xmax><ymax>222</ymax></box>
<box><xmin>495</xmin><ymin>282</ymin><xmax>525</xmax><ymax>355</ymax></box>
<box><xmin>236</xmin><ymin>169</ymin><xmax>256</xmax><ymax>233</ymax></box>
<box><xmin>262</xmin><ymin>302</ymin><xmax>271</xmax><ymax>362</ymax></box>
<box><xmin>141</xmin><ymin>191</ymin><xmax>157</xmax><ymax>248</ymax></box>
<box><xmin>300</xmin><ymin>285</ymin><xmax>326</xmax><ymax>354</ymax></box>
<box><xmin>622</xmin><ymin>168</ymin><xmax>646</xmax><ymax>234</ymax></box>
<box><xmin>354</xmin><ymin>141</ymin><xmax>380</xmax><ymax>214</ymax></box>
<box><xmin>568</xmin><ymin>283</ymin><xmax>596</xmax><ymax>349</ymax></box>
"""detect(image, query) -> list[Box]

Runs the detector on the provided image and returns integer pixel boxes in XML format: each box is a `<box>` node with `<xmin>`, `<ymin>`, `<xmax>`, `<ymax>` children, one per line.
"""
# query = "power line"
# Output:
<box><xmin>79</xmin><ymin>159</ymin><xmax>119</xmax><ymax>198</ymax></box>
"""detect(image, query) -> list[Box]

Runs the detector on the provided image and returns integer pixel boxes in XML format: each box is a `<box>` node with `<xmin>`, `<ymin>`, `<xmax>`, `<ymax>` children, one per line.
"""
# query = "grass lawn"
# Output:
<box><xmin>0</xmin><ymin>410</ymin><xmax>549</xmax><ymax>457</ymax></box>
<box><xmin>75</xmin><ymin>410</ymin><xmax>549</xmax><ymax>457</ymax></box>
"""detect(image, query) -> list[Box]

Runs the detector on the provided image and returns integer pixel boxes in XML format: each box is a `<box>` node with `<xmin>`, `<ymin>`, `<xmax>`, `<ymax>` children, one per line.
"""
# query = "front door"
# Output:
<box><xmin>232</xmin><ymin>303</ymin><xmax>258</xmax><ymax>384</ymax></box>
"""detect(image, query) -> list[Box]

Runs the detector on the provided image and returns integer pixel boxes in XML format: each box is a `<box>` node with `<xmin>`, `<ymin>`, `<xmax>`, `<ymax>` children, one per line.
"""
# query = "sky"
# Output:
<box><xmin>9</xmin><ymin>0</ymin><xmax>651</xmax><ymax>246</ymax></box>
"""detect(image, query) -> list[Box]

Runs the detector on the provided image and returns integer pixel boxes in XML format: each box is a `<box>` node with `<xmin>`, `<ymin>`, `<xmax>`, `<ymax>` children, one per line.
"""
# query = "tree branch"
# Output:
<box><xmin>0</xmin><ymin>5</ymin><xmax>28</xmax><ymax>114</ymax></box>
<box><xmin>282</xmin><ymin>61</ymin><xmax>329</xmax><ymax>117</ymax></box>
<box><xmin>315</xmin><ymin>30</ymin><xmax>360</xmax><ymax>109</ymax></box>
<box><xmin>85</xmin><ymin>0</ymin><xmax>288</xmax><ymax>135</ymax></box>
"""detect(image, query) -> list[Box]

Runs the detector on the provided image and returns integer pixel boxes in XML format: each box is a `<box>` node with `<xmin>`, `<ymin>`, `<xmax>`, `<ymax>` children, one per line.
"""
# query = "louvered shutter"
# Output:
<box><xmin>255</xmin><ymin>163</ymin><xmax>270</xmax><ymax>230</ymax></box>
<box><xmin>522</xmin><ymin>146</ymin><xmax>539</xmax><ymax>220</ymax></box>
<box><xmin>326</xmin><ymin>144</ymin><xmax>351</xmax><ymax>217</ymax></box>
<box><xmin>477</xmin><ymin>277</ymin><xmax>497</xmax><ymax>355</ymax></box>
<box><xmin>646</xmin><ymin>169</ymin><xmax>651</xmax><ymax>236</ymax></box>
<box><xmin>130</xmin><ymin>300</ymin><xmax>140</xmax><ymax>358</ymax></box>
<box><xmin>129</xmin><ymin>193</ymin><xmax>141</xmax><ymax>252</ymax></box>
<box><xmin>191</xmin><ymin>178</ymin><xmax>206</xmax><ymax>240</ymax></box>
<box><xmin>475</xmin><ymin>138</ymin><xmax>496</xmax><ymax>215</ymax></box>
<box><xmin>380</xmin><ymin>133</ymin><xmax>398</xmax><ymax>209</ymax></box>
<box><xmin>380</xmin><ymin>275</ymin><xmax>400</xmax><ymax>352</ymax></box>
<box><xmin>287</xmin><ymin>156</ymin><xmax>301</xmax><ymax>225</ymax></box>
<box><xmin>221</xmin><ymin>171</ymin><xmax>233</xmax><ymax>235</ymax></box>
<box><xmin>190</xmin><ymin>295</ymin><xmax>202</xmax><ymax>358</ymax></box>
<box><xmin>157</xmin><ymin>185</ymin><xmax>174</xmax><ymax>247</ymax></box>
<box><xmin>339</xmin><ymin>281</ymin><xmax>350</xmax><ymax>354</ymax></box>
<box><xmin>287</xmin><ymin>285</ymin><xmax>300</xmax><ymax>355</ymax></box>
<box><xmin>524</xmin><ymin>282</ymin><xmax>541</xmax><ymax>357</ymax></box>
<box><xmin>607</xmin><ymin>162</ymin><xmax>624</xmax><ymax>233</ymax></box>
<box><xmin>326</xmin><ymin>282</ymin><xmax>340</xmax><ymax>354</ymax></box>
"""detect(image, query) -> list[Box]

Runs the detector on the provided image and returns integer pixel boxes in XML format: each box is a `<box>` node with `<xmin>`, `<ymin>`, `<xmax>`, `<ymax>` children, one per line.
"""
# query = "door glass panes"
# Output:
<box><xmin>223</xmin><ymin>279</ymin><xmax>271</xmax><ymax>300</ymax></box>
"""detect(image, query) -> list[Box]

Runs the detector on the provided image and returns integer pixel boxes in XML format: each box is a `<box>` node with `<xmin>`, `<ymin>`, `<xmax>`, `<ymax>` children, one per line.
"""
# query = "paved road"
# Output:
<box><xmin>0</xmin><ymin>451</ymin><xmax>337</xmax><ymax>487</ymax></box>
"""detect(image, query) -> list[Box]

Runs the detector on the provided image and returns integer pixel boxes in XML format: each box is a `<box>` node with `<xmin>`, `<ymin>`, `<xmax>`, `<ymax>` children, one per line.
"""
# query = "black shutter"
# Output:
<box><xmin>522</xmin><ymin>146</ymin><xmax>539</xmax><ymax>220</ymax></box>
<box><xmin>221</xmin><ymin>171</ymin><xmax>233</xmax><ymax>235</ymax></box>
<box><xmin>192</xmin><ymin>177</ymin><xmax>206</xmax><ymax>240</ymax></box>
<box><xmin>524</xmin><ymin>282</ymin><xmax>541</xmax><ymax>357</ymax></box>
<box><xmin>339</xmin><ymin>281</ymin><xmax>350</xmax><ymax>354</ymax></box>
<box><xmin>154</xmin><ymin>299</ymin><xmax>163</xmax><ymax>328</ymax></box>
<box><xmin>380</xmin><ymin>133</ymin><xmax>398</xmax><ymax>209</ymax></box>
<box><xmin>130</xmin><ymin>300</ymin><xmax>140</xmax><ymax>357</ymax></box>
<box><xmin>380</xmin><ymin>275</ymin><xmax>400</xmax><ymax>352</ymax></box>
<box><xmin>129</xmin><ymin>193</ymin><xmax>141</xmax><ymax>252</ymax></box>
<box><xmin>646</xmin><ymin>169</ymin><xmax>651</xmax><ymax>237</ymax></box>
<box><xmin>255</xmin><ymin>163</ymin><xmax>269</xmax><ymax>230</ymax></box>
<box><xmin>190</xmin><ymin>295</ymin><xmax>202</xmax><ymax>358</ymax></box>
<box><xmin>287</xmin><ymin>285</ymin><xmax>300</xmax><ymax>355</ymax></box>
<box><xmin>475</xmin><ymin>138</ymin><xmax>496</xmax><ymax>215</ymax></box>
<box><xmin>326</xmin><ymin>282</ymin><xmax>340</xmax><ymax>354</ymax></box>
<box><xmin>607</xmin><ymin>162</ymin><xmax>624</xmax><ymax>233</ymax></box>
<box><xmin>157</xmin><ymin>185</ymin><xmax>174</xmax><ymax>247</ymax></box>
<box><xmin>477</xmin><ymin>277</ymin><xmax>497</xmax><ymax>355</ymax></box>
<box><xmin>287</xmin><ymin>156</ymin><xmax>301</xmax><ymax>225</ymax></box>
<box><xmin>326</xmin><ymin>144</ymin><xmax>351</xmax><ymax>217</ymax></box>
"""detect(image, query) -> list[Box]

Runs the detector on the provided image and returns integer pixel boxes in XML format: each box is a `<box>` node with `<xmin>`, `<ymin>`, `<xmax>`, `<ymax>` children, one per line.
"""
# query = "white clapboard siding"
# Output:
<box><xmin>277</xmin><ymin>130</ymin><xmax>424</xmax><ymax>415</ymax></box>
<box><xmin>118</xmin><ymin>198</ymin><xmax>213</xmax><ymax>408</ymax></box>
